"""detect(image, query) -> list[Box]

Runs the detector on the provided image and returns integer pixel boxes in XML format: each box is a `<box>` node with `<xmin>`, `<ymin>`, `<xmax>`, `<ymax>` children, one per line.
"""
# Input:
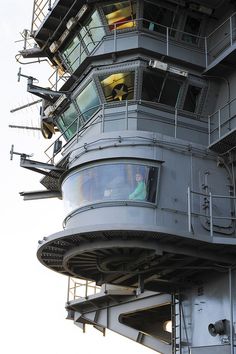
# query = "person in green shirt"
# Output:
<box><xmin>129</xmin><ymin>172</ymin><xmax>147</xmax><ymax>200</ymax></box>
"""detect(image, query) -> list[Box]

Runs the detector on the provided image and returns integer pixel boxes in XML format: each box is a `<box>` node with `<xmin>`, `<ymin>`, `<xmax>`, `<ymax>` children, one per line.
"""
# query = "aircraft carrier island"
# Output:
<box><xmin>14</xmin><ymin>0</ymin><xmax>236</xmax><ymax>353</ymax></box>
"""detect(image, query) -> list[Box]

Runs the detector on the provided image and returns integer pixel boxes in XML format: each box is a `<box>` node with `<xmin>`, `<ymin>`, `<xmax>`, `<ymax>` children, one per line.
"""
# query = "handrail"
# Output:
<box><xmin>67</xmin><ymin>277</ymin><xmax>100</xmax><ymax>302</ymax></box>
<box><xmin>44</xmin><ymin>99</ymin><xmax>208</xmax><ymax>163</ymax></box>
<box><xmin>31</xmin><ymin>0</ymin><xmax>55</xmax><ymax>34</ymax></box>
<box><xmin>206</xmin><ymin>11</ymin><xmax>236</xmax><ymax>39</ymax></box>
<box><xmin>45</xmin><ymin>14</ymin><xmax>236</xmax><ymax>89</ymax></box>
<box><xmin>208</xmin><ymin>95</ymin><xmax>236</xmax><ymax>143</ymax></box>
<box><xmin>187</xmin><ymin>188</ymin><xmax>236</xmax><ymax>237</ymax></box>
<box><xmin>31</xmin><ymin>2</ymin><xmax>236</xmax><ymax>75</ymax></box>
<box><xmin>47</xmin><ymin>17</ymin><xmax>206</xmax><ymax>90</ymax></box>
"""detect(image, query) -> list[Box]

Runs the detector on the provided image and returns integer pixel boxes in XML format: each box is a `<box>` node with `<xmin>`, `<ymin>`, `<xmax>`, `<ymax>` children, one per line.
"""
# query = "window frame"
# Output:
<box><xmin>55</xmin><ymin>79</ymin><xmax>101</xmax><ymax>140</ymax></box>
<box><xmin>142</xmin><ymin>68</ymin><xmax>185</xmax><ymax>109</ymax></box>
<box><xmin>60</xmin><ymin>9</ymin><xmax>105</xmax><ymax>73</ymax></box>
<box><xmin>141</xmin><ymin>0</ymin><xmax>206</xmax><ymax>48</ymax></box>
<box><xmin>100</xmin><ymin>0</ymin><xmax>138</xmax><ymax>34</ymax></box>
<box><xmin>62</xmin><ymin>158</ymin><xmax>161</xmax><ymax>215</ymax></box>
<box><xmin>95</xmin><ymin>63</ymin><xmax>139</xmax><ymax>103</ymax></box>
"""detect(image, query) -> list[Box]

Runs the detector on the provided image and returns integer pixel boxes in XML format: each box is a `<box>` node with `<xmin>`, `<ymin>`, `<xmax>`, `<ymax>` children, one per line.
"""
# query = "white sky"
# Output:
<box><xmin>0</xmin><ymin>1</ymin><xmax>156</xmax><ymax>353</ymax></box>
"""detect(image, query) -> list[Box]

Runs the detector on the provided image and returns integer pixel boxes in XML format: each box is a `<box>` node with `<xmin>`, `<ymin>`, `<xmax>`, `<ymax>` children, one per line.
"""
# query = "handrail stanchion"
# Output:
<box><xmin>113</xmin><ymin>24</ymin><xmax>117</xmax><ymax>52</ymax></box>
<box><xmin>208</xmin><ymin>115</ymin><xmax>211</xmax><ymax>145</ymax></box>
<box><xmin>166</xmin><ymin>27</ymin><xmax>169</xmax><ymax>56</ymax></box>
<box><xmin>67</xmin><ymin>276</ymin><xmax>71</xmax><ymax>302</ymax></box>
<box><xmin>126</xmin><ymin>100</ymin><xmax>128</xmax><ymax>130</ymax></box>
<box><xmin>76</xmin><ymin>112</ymin><xmax>80</xmax><ymax>143</ymax></box>
<box><xmin>187</xmin><ymin>187</ymin><xmax>192</xmax><ymax>233</ymax></box>
<box><xmin>209</xmin><ymin>192</ymin><xmax>213</xmax><ymax>237</ymax></box>
<box><xmin>218</xmin><ymin>109</ymin><xmax>221</xmax><ymax>139</ymax></box>
<box><xmin>204</xmin><ymin>37</ymin><xmax>208</xmax><ymax>67</ymax></box>
<box><xmin>174</xmin><ymin>108</ymin><xmax>177</xmax><ymax>138</ymax></box>
<box><xmin>230</xmin><ymin>16</ymin><xmax>233</xmax><ymax>46</ymax></box>
<box><xmin>101</xmin><ymin>103</ymin><xmax>105</xmax><ymax>133</ymax></box>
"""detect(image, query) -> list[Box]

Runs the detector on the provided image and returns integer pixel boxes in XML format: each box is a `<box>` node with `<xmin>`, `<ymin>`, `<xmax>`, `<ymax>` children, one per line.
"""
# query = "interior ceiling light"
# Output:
<box><xmin>189</xmin><ymin>2</ymin><xmax>213</xmax><ymax>15</ymax></box>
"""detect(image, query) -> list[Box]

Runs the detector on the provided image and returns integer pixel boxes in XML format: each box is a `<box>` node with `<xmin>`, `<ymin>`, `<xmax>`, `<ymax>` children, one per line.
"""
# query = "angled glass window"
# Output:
<box><xmin>62</xmin><ymin>162</ymin><xmax>159</xmax><ymax>213</ymax></box>
<box><xmin>75</xmin><ymin>81</ymin><xmax>100</xmax><ymax>121</ymax></box>
<box><xmin>61</xmin><ymin>10</ymin><xmax>105</xmax><ymax>72</ymax></box>
<box><xmin>142</xmin><ymin>71</ymin><xmax>182</xmax><ymax>108</ymax></box>
<box><xmin>143</xmin><ymin>1</ymin><xmax>178</xmax><ymax>35</ymax></box>
<box><xmin>62</xmin><ymin>35</ymin><xmax>87</xmax><ymax>72</ymax></box>
<box><xmin>56</xmin><ymin>103</ymin><xmax>78</xmax><ymax>140</ymax></box>
<box><xmin>183</xmin><ymin>85</ymin><xmax>202</xmax><ymax>113</ymax></box>
<box><xmin>80</xmin><ymin>10</ymin><xmax>106</xmax><ymax>53</ymax></box>
<box><xmin>182</xmin><ymin>16</ymin><xmax>201</xmax><ymax>44</ymax></box>
<box><xmin>103</xmin><ymin>1</ymin><xmax>136</xmax><ymax>31</ymax></box>
<box><xmin>100</xmin><ymin>72</ymin><xmax>135</xmax><ymax>102</ymax></box>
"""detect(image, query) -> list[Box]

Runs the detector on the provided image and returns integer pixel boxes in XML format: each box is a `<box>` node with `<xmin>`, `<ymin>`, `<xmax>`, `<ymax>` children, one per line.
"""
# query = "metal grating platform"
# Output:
<box><xmin>209</xmin><ymin>128</ymin><xmax>236</xmax><ymax>154</ymax></box>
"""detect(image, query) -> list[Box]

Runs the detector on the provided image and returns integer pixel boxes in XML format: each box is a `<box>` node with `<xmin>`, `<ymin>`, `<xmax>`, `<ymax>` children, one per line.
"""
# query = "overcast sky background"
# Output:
<box><xmin>0</xmin><ymin>1</ymin><xmax>156</xmax><ymax>353</ymax></box>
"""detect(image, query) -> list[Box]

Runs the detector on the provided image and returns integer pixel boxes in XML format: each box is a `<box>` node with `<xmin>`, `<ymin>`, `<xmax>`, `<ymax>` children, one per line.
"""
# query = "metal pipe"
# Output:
<box><xmin>230</xmin><ymin>16</ymin><xmax>233</xmax><ymax>46</ymax></box>
<box><xmin>101</xmin><ymin>103</ymin><xmax>105</xmax><ymax>133</ymax></box>
<box><xmin>125</xmin><ymin>100</ymin><xmax>129</xmax><ymax>130</ymax></box>
<box><xmin>67</xmin><ymin>276</ymin><xmax>70</xmax><ymax>302</ymax></box>
<box><xmin>208</xmin><ymin>115</ymin><xmax>211</xmax><ymax>145</ymax></box>
<box><xmin>205</xmin><ymin>37</ymin><xmax>208</xmax><ymax>67</ymax></box>
<box><xmin>187</xmin><ymin>187</ymin><xmax>192</xmax><ymax>233</ymax></box>
<box><xmin>113</xmin><ymin>24</ymin><xmax>117</xmax><ymax>52</ymax></box>
<box><xmin>209</xmin><ymin>192</ymin><xmax>213</xmax><ymax>237</ymax></box>
<box><xmin>174</xmin><ymin>108</ymin><xmax>177</xmax><ymax>138</ymax></box>
<box><xmin>166</xmin><ymin>27</ymin><xmax>169</xmax><ymax>56</ymax></box>
<box><xmin>218</xmin><ymin>110</ymin><xmax>221</xmax><ymax>139</ymax></box>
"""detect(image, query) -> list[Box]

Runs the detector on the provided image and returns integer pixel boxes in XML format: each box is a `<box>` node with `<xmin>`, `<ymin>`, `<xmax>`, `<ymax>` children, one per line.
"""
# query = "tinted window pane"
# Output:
<box><xmin>182</xmin><ymin>16</ymin><xmax>201</xmax><ymax>44</ymax></box>
<box><xmin>76</xmin><ymin>81</ymin><xmax>100</xmax><ymax>120</ymax></box>
<box><xmin>57</xmin><ymin>104</ymin><xmax>78</xmax><ymax>140</ymax></box>
<box><xmin>103</xmin><ymin>1</ymin><xmax>136</xmax><ymax>30</ymax></box>
<box><xmin>80</xmin><ymin>11</ymin><xmax>105</xmax><ymax>53</ymax></box>
<box><xmin>100</xmin><ymin>72</ymin><xmax>134</xmax><ymax>102</ymax></box>
<box><xmin>143</xmin><ymin>2</ymin><xmax>176</xmax><ymax>35</ymax></box>
<box><xmin>183</xmin><ymin>85</ymin><xmax>202</xmax><ymax>112</ymax></box>
<box><xmin>142</xmin><ymin>71</ymin><xmax>164</xmax><ymax>101</ymax></box>
<box><xmin>62</xmin><ymin>163</ymin><xmax>158</xmax><ymax>213</ymax></box>
<box><xmin>62</xmin><ymin>36</ymin><xmax>87</xmax><ymax>71</ymax></box>
<box><xmin>142</xmin><ymin>71</ymin><xmax>182</xmax><ymax>107</ymax></box>
<box><xmin>159</xmin><ymin>78</ymin><xmax>181</xmax><ymax>107</ymax></box>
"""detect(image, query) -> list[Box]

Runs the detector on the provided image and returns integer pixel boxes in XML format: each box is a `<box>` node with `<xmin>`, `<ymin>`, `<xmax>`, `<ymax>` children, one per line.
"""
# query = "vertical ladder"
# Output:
<box><xmin>171</xmin><ymin>293</ymin><xmax>181</xmax><ymax>354</ymax></box>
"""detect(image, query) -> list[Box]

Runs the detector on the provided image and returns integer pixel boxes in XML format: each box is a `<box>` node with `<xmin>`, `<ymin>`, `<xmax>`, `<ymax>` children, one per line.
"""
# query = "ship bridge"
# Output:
<box><xmin>16</xmin><ymin>1</ymin><xmax>236</xmax><ymax>353</ymax></box>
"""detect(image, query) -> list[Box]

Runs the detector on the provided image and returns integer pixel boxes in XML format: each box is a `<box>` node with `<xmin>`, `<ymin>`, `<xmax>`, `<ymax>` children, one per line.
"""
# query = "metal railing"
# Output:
<box><xmin>31</xmin><ymin>0</ymin><xmax>54</xmax><ymax>34</ymax></box>
<box><xmin>208</xmin><ymin>96</ymin><xmax>236</xmax><ymax>145</ymax></box>
<box><xmin>44</xmin><ymin>100</ymin><xmax>208</xmax><ymax>163</ymax></box>
<box><xmin>67</xmin><ymin>277</ymin><xmax>100</xmax><ymax>302</ymax></box>
<box><xmin>187</xmin><ymin>187</ymin><xmax>236</xmax><ymax>237</ymax></box>
<box><xmin>30</xmin><ymin>2</ymin><xmax>236</xmax><ymax>74</ymax></box>
<box><xmin>48</xmin><ymin>23</ymin><xmax>106</xmax><ymax>90</ymax></box>
<box><xmin>206</xmin><ymin>12</ymin><xmax>236</xmax><ymax>66</ymax></box>
<box><xmin>47</xmin><ymin>18</ymin><xmax>206</xmax><ymax>90</ymax></box>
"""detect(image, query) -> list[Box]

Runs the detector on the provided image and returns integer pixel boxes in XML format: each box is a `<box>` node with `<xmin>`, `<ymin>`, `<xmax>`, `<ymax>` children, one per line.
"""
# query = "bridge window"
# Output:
<box><xmin>75</xmin><ymin>81</ymin><xmax>100</xmax><ymax>121</ymax></box>
<box><xmin>80</xmin><ymin>10</ymin><xmax>106</xmax><ymax>53</ymax></box>
<box><xmin>62</xmin><ymin>162</ymin><xmax>159</xmax><ymax>213</ymax></box>
<box><xmin>100</xmin><ymin>72</ymin><xmax>135</xmax><ymax>102</ymax></box>
<box><xmin>57</xmin><ymin>104</ymin><xmax>78</xmax><ymax>140</ymax></box>
<box><xmin>142</xmin><ymin>71</ymin><xmax>182</xmax><ymax>107</ymax></box>
<box><xmin>143</xmin><ymin>1</ymin><xmax>178</xmax><ymax>35</ymax></box>
<box><xmin>182</xmin><ymin>15</ymin><xmax>201</xmax><ymax>44</ymax></box>
<box><xmin>62</xmin><ymin>36</ymin><xmax>87</xmax><ymax>72</ymax></box>
<box><xmin>61</xmin><ymin>10</ymin><xmax>105</xmax><ymax>72</ymax></box>
<box><xmin>183</xmin><ymin>85</ymin><xmax>202</xmax><ymax>113</ymax></box>
<box><xmin>103</xmin><ymin>1</ymin><xmax>136</xmax><ymax>30</ymax></box>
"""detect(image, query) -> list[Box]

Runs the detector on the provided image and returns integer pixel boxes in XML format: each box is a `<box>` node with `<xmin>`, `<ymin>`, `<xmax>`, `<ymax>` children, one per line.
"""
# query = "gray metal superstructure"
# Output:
<box><xmin>15</xmin><ymin>1</ymin><xmax>236</xmax><ymax>353</ymax></box>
